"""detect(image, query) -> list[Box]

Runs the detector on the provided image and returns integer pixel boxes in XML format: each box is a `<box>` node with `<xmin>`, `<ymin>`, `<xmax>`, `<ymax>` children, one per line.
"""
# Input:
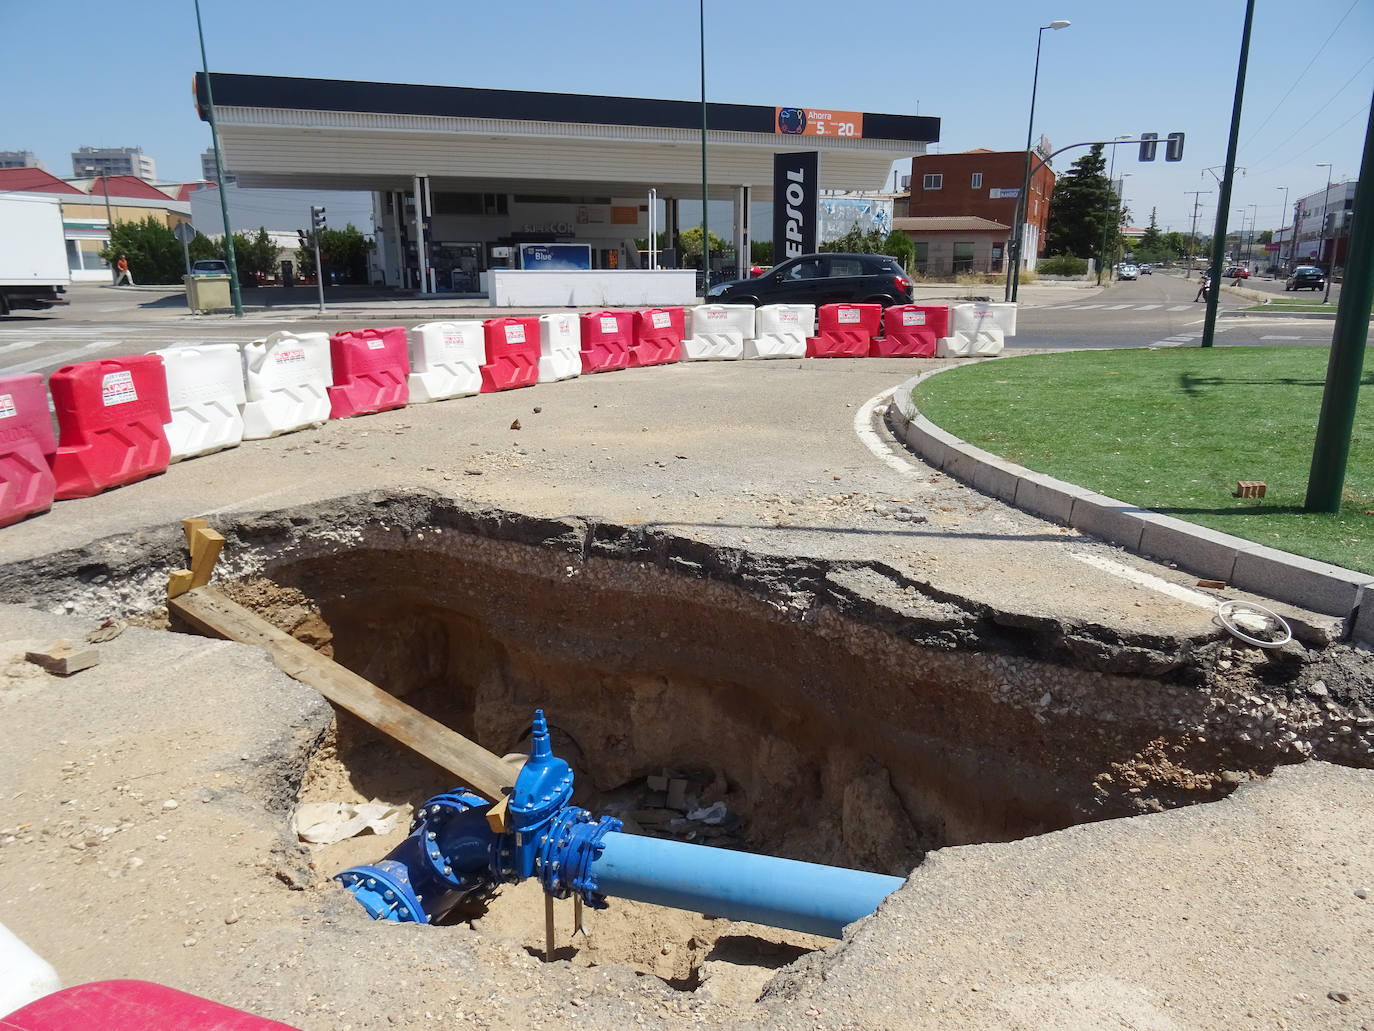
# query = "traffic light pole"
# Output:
<box><xmin>313</xmin><ymin>232</ymin><xmax>326</xmax><ymax>315</ymax></box>
<box><xmin>194</xmin><ymin>0</ymin><xmax>243</xmax><ymax>318</ymax></box>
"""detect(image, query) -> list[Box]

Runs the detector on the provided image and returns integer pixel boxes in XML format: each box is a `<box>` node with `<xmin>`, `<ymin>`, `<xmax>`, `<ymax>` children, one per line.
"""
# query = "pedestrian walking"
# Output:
<box><xmin>1194</xmin><ymin>273</ymin><xmax>1210</xmax><ymax>303</ymax></box>
<box><xmin>114</xmin><ymin>254</ymin><xmax>135</xmax><ymax>286</ymax></box>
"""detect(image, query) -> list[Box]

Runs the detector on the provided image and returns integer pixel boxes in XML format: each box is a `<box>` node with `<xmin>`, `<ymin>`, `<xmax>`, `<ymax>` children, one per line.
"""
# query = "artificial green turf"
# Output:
<box><xmin>911</xmin><ymin>346</ymin><xmax>1374</xmax><ymax>573</ymax></box>
<box><xmin>1245</xmin><ymin>301</ymin><xmax>1336</xmax><ymax>311</ymax></box>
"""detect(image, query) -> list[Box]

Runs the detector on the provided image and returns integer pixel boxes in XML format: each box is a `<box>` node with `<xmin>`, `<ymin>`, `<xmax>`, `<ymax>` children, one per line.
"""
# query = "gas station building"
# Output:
<box><xmin>195</xmin><ymin>73</ymin><xmax>939</xmax><ymax>294</ymax></box>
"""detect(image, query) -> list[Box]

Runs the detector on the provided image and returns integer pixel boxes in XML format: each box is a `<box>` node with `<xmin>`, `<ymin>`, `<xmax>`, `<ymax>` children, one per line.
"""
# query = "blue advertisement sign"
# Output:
<box><xmin>519</xmin><ymin>243</ymin><xmax>592</xmax><ymax>271</ymax></box>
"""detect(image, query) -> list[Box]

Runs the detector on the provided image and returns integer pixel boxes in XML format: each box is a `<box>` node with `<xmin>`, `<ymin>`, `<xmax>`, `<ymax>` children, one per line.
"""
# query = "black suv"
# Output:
<box><xmin>1285</xmin><ymin>266</ymin><xmax>1324</xmax><ymax>291</ymax></box>
<box><xmin>706</xmin><ymin>253</ymin><xmax>912</xmax><ymax>307</ymax></box>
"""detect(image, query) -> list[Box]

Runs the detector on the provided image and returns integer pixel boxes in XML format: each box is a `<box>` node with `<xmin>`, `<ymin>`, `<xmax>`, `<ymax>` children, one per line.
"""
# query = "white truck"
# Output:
<box><xmin>0</xmin><ymin>191</ymin><xmax>70</xmax><ymax>316</ymax></box>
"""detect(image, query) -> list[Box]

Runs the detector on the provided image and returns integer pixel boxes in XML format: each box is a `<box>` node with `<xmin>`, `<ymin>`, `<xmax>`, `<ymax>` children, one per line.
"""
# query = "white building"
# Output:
<box><xmin>0</xmin><ymin>150</ymin><xmax>43</xmax><ymax>170</ymax></box>
<box><xmin>1291</xmin><ymin>180</ymin><xmax>1355</xmax><ymax>270</ymax></box>
<box><xmin>71</xmin><ymin>146</ymin><xmax>157</xmax><ymax>182</ymax></box>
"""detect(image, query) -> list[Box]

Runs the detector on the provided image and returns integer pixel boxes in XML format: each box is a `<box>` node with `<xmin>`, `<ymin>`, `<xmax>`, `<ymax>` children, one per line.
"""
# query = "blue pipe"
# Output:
<box><xmin>588</xmin><ymin>831</ymin><xmax>903</xmax><ymax>938</ymax></box>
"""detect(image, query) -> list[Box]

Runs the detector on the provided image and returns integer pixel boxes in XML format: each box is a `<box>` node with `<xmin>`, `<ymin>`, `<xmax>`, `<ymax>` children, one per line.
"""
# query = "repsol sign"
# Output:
<box><xmin>772</xmin><ymin>152</ymin><xmax>819</xmax><ymax>260</ymax></box>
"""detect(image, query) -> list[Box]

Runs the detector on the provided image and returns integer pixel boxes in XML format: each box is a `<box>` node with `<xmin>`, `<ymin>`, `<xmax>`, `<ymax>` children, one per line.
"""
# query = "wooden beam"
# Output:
<box><xmin>166</xmin><ymin>569</ymin><xmax>195</xmax><ymax>600</ymax></box>
<box><xmin>188</xmin><ymin>528</ymin><xmax>225</xmax><ymax>588</ymax></box>
<box><xmin>168</xmin><ymin>586</ymin><xmax>517</xmax><ymax>802</ymax></box>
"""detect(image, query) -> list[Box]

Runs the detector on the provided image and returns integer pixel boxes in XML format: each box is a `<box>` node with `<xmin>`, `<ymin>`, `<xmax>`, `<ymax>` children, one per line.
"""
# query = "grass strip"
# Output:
<box><xmin>912</xmin><ymin>346</ymin><xmax>1373</xmax><ymax>573</ymax></box>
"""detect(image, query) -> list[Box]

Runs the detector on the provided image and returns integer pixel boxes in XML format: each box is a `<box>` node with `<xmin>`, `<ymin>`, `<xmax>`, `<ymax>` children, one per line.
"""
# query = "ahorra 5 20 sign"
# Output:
<box><xmin>775</xmin><ymin>107</ymin><xmax>864</xmax><ymax>139</ymax></box>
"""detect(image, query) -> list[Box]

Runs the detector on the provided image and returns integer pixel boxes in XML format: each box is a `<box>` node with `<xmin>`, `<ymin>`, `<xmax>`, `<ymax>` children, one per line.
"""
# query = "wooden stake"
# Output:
<box><xmin>188</xmin><ymin>528</ymin><xmax>225</xmax><ymax>588</ymax></box>
<box><xmin>166</xmin><ymin>569</ymin><xmax>195</xmax><ymax>600</ymax></box>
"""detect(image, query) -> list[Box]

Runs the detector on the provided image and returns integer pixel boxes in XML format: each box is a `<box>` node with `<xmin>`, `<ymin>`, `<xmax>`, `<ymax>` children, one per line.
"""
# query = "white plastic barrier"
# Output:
<box><xmin>0</xmin><ymin>920</ymin><xmax>61</xmax><ymax>1016</ymax></box>
<box><xmin>239</xmin><ymin>330</ymin><xmax>333</xmax><ymax>439</ymax></box>
<box><xmin>952</xmin><ymin>301</ymin><xmax>1017</xmax><ymax>337</ymax></box>
<box><xmin>152</xmin><ymin>343</ymin><xmax>246</xmax><ymax>462</ymax></box>
<box><xmin>682</xmin><ymin>304</ymin><xmax>753</xmax><ymax>360</ymax></box>
<box><xmin>747</xmin><ymin>304</ymin><xmax>813</xmax><ymax>359</ymax></box>
<box><xmin>408</xmin><ymin>321</ymin><xmax>484</xmax><ymax>402</ymax></box>
<box><xmin>538</xmin><ymin>313</ymin><xmax>582</xmax><ymax>382</ymax></box>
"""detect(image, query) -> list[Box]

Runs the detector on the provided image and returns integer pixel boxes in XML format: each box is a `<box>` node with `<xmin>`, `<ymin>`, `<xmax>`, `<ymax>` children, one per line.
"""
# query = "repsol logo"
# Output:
<box><xmin>784</xmin><ymin>168</ymin><xmax>808</xmax><ymax>259</ymax></box>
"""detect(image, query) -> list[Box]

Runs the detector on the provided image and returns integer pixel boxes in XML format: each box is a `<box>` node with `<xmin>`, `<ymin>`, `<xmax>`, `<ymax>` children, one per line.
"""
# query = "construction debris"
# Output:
<box><xmin>24</xmin><ymin>640</ymin><xmax>99</xmax><ymax>677</ymax></box>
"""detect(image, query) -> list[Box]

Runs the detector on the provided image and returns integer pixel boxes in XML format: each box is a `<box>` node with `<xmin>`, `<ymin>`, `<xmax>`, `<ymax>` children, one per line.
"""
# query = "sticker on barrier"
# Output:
<box><xmin>240</xmin><ymin>331</ymin><xmax>333</xmax><ymax>440</ymax></box>
<box><xmin>579</xmin><ymin>311</ymin><xmax>633</xmax><ymax>374</ymax></box>
<box><xmin>631</xmin><ymin>308</ymin><xmax>684</xmax><ymax>367</ymax></box>
<box><xmin>408</xmin><ymin>321</ymin><xmax>485</xmax><ymax>402</ymax></box>
<box><xmin>48</xmin><ymin>355</ymin><xmax>172</xmax><ymax>500</ymax></box>
<box><xmin>481</xmin><ymin>317</ymin><xmax>540</xmax><ymax>392</ymax></box>
<box><xmin>0</xmin><ymin>373</ymin><xmax>58</xmax><ymax>528</ymax></box>
<box><xmin>537</xmin><ymin>314</ymin><xmax>582</xmax><ymax>383</ymax></box>
<box><xmin>153</xmin><ymin>343</ymin><xmax>247</xmax><ymax>462</ymax></box>
<box><xmin>808</xmin><ymin>303</ymin><xmax>881</xmax><ymax>358</ymax></box>
<box><xmin>328</xmin><ymin>327</ymin><xmax>410</xmax><ymax>419</ymax></box>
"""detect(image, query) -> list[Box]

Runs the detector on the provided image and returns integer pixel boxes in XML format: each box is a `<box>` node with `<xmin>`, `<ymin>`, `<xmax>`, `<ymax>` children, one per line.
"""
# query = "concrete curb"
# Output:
<box><xmin>886</xmin><ymin>365</ymin><xmax>1371</xmax><ymax>642</ymax></box>
<box><xmin>1220</xmin><ymin>309</ymin><xmax>1339</xmax><ymax>320</ymax></box>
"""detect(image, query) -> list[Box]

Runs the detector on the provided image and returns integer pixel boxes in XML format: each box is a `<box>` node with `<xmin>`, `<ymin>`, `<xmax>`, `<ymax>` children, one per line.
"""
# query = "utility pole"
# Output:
<box><xmin>194</xmin><ymin>0</ymin><xmax>244</xmax><ymax>317</ymax></box>
<box><xmin>1305</xmin><ymin>87</ymin><xmax>1374</xmax><ymax>512</ymax></box>
<box><xmin>698</xmin><ymin>0</ymin><xmax>709</xmax><ymax>296</ymax></box>
<box><xmin>1185</xmin><ymin>190</ymin><xmax>1208</xmax><ymax>278</ymax></box>
<box><xmin>1201</xmin><ymin>0</ymin><xmax>1255</xmax><ymax>349</ymax></box>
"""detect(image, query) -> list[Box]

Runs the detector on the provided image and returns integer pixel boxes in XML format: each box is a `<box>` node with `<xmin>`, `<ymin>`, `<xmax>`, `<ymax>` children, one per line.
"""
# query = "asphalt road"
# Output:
<box><xmin>0</xmin><ymin>275</ymin><xmax>1345</xmax><ymax>380</ymax></box>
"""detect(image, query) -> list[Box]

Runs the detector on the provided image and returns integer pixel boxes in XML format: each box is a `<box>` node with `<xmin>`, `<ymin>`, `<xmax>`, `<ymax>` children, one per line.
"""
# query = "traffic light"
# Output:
<box><xmin>297</xmin><ymin>229</ymin><xmax>308</xmax><ymax>248</ymax></box>
<box><xmin>311</xmin><ymin>205</ymin><xmax>327</xmax><ymax>231</ymax></box>
<box><xmin>1138</xmin><ymin>132</ymin><xmax>1158</xmax><ymax>162</ymax></box>
<box><xmin>1165</xmin><ymin>132</ymin><xmax>1185</xmax><ymax>162</ymax></box>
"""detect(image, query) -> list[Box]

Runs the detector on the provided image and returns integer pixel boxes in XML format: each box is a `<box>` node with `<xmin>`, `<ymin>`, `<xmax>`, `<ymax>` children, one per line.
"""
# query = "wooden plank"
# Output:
<box><xmin>168</xmin><ymin>586</ymin><xmax>517</xmax><ymax>801</ymax></box>
<box><xmin>166</xmin><ymin>569</ymin><xmax>195</xmax><ymax>600</ymax></box>
<box><xmin>188</xmin><ymin>528</ymin><xmax>225</xmax><ymax>588</ymax></box>
<box><xmin>182</xmin><ymin>518</ymin><xmax>208</xmax><ymax>549</ymax></box>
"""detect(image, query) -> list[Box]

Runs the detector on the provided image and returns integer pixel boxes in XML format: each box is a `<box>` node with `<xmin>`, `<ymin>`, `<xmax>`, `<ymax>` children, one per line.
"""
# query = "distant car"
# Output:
<box><xmin>748</xmin><ymin>265</ymin><xmax>769</xmax><ymax>278</ymax></box>
<box><xmin>1285</xmin><ymin>265</ymin><xmax>1324</xmax><ymax>291</ymax></box>
<box><xmin>1117</xmin><ymin>264</ymin><xmax>1139</xmax><ymax>281</ymax></box>
<box><xmin>707</xmin><ymin>252</ymin><xmax>912</xmax><ymax>307</ymax></box>
<box><xmin>1225</xmin><ymin>266</ymin><xmax>1250</xmax><ymax>279</ymax></box>
<box><xmin>190</xmin><ymin>259</ymin><xmax>229</xmax><ymax>277</ymax></box>
<box><xmin>1140</xmin><ymin>263</ymin><xmax>1153</xmax><ymax>275</ymax></box>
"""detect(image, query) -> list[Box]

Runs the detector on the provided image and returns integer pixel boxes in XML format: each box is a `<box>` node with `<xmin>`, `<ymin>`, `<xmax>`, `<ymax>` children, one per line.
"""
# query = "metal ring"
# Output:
<box><xmin>1217</xmin><ymin>600</ymin><xmax>1292</xmax><ymax>649</ymax></box>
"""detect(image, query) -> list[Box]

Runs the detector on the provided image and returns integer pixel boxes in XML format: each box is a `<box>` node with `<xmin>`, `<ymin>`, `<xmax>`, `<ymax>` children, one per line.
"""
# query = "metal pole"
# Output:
<box><xmin>313</xmin><ymin>229</ymin><xmax>325</xmax><ymax>314</ymax></box>
<box><xmin>1099</xmin><ymin>138</ymin><xmax>1127</xmax><ymax>284</ymax></box>
<box><xmin>194</xmin><ymin>0</ymin><xmax>243</xmax><ymax>317</ymax></box>
<box><xmin>1010</xmin><ymin>29</ymin><xmax>1045</xmax><ymax>302</ymax></box>
<box><xmin>1305</xmin><ymin>88</ymin><xmax>1374</xmax><ymax>512</ymax></box>
<box><xmin>102</xmin><ymin>178</ymin><xmax>115</xmax><ymax>283</ymax></box>
<box><xmin>1201</xmin><ymin>0</ymin><xmax>1255</xmax><ymax>348</ymax></box>
<box><xmin>1317</xmin><ymin>164</ymin><xmax>1334</xmax><ymax>303</ymax></box>
<box><xmin>1185</xmin><ymin>190</ymin><xmax>1207</xmax><ymax>278</ymax></box>
<box><xmin>699</xmin><ymin>0</ymin><xmax>709</xmax><ymax>296</ymax></box>
<box><xmin>1276</xmin><ymin>185</ymin><xmax>1289</xmax><ymax>272</ymax></box>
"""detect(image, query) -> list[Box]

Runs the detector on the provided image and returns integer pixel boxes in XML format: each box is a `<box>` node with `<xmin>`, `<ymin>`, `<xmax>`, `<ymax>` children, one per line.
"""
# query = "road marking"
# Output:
<box><xmin>1260</xmin><ymin>335</ymin><xmax>1303</xmax><ymax>340</ymax></box>
<box><xmin>3</xmin><ymin>340</ymin><xmax>122</xmax><ymax>375</ymax></box>
<box><xmin>1167</xmin><ymin>305</ymin><xmax>1192</xmax><ymax>311</ymax></box>
<box><xmin>1101</xmin><ymin>304</ymin><xmax>1134</xmax><ymax>311</ymax></box>
<box><xmin>1075</xmin><ymin>304</ymin><xmax>1105</xmax><ymax>310</ymax></box>
<box><xmin>0</xmin><ymin>339</ymin><xmax>43</xmax><ymax>356</ymax></box>
<box><xmin>853</xmin><ymin>388</ymin><xmax>931</xmax><ymax>482</ymax></box>
<box><xmin>1067</xmin><ymin>551</ymin><xmax>1219</xmax><ymax>610</ymax></box>
<box><xmin>1136</xmin><ymin>305</ymin><xmax>1162</xmax><ymax>311</ymax></box>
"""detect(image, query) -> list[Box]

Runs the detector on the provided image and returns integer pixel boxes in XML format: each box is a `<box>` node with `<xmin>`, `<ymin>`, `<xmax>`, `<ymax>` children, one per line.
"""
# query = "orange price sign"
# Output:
<box><xmin>775</xmin><ymin>107</ymin><xmax>864</xmax><ymax>139</ymax></box>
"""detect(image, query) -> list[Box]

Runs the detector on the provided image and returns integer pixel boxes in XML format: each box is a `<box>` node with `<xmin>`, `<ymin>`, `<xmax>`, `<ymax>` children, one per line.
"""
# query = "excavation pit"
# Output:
<box><xmin>107</xmin><ymin>495</ymin><xmax>1357</xmax><ymax>994</ymax></box>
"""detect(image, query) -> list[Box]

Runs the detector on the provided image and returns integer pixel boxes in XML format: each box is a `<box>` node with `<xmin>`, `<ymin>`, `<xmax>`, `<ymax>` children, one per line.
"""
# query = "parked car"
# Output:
<box><xmin>190</xmin><ymin>259</ymin><xmax>230</xmax><ymax>277</ymax></box>
<box><xmin>1117</xmin><ymin>264</ymin><xmax>1139</xmax><ymax>281</ymax></box>
<box><xmin>1224</xmin><ymin>266</ymin><xmax>1250</xmax><ymax>279</ymax></box>
<box><xmin>706</xmin><ymin>253</ymin><xmax>912</xmax><ymax>307</ymax></box>
<box><xmin>1140</xmin><ymin>263</ymin><xmax>1153</xmax><ymax>275</ymax></box>
<box><xmin>1285</xmin><ymin>265</ymin><xmax>1325</xmax><ymax>291</ymax></box>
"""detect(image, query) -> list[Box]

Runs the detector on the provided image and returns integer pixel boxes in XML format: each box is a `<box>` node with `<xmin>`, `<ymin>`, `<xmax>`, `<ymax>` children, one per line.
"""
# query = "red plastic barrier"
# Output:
<box><xmin>480</xmin><ymin>317</ymin><xmax>540</xmax><ymax>392</ymax></box>
<box><xmin>807</xmin><ymin>303</ymin><xmax>882</xmax><ymax>358</ymax></box>
<box><xmin>1</xmin><ymin>980</ymin><xmax>300</xmax><ymax>1030</ymax></box>
<box><xmin>0</xmin><ymin>373</ymin><xmax>57</xmax><ymax>528</ymax></box>
<box><xmin>870</xmin><ymin>305</ymin><xmax>948</xmax><ymax>357</ymax></box>
<box><xmin>47</xmin><ymin>356</ymin><xmax>171</xmax><ymax>499</ymax></box>
<box><xmin>327</xmin><ymin>326</ymin><xmax>410</xmax><ymax>418</ymax></box>
<box><xmin>579</xmin><ymin>311</ymin><xmax>634</xmax><ymax>374</ymax></box>
<box><xmin>631</xmin><ymin>308</ymin><xmax>684</xmax><ymax>367</ymax></box>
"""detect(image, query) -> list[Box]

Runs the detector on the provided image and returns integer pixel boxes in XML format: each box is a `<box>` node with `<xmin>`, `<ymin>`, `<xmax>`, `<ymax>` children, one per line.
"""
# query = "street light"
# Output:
<box><xmin>1098</xmin><ymin>134</ymin><xmax>1131</xmax><ymax>283</ymax></box>
<box><xmin>1276</xmin><ymin>185</ymin><xmax>1289</xmax><ymax>271</ymax></box>
<box><xmin>699</xmin><ymin>0</ymin><xmax>709</xmax><ymax>294</ymax></box>
<box><xmin>1008</xmin><ymin>18</ymin><xmax>1070</xmax><ymax>302</ymax></box>
<box><xmin>1316</xmin><ymin>162</ymin><xmax>1334</xmax><ymax>303</ymax></box>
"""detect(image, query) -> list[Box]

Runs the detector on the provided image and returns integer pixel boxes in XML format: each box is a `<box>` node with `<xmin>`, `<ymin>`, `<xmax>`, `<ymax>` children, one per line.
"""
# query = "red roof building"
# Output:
<box><xmin>81</xmin><ymin>175</ymin><xmax>179</xmax><ymax>200</ymax></box>
<box><xmin>0</xmin><ymin>167</ymin><xmax>83</xmax><ymax>194</ymax></box>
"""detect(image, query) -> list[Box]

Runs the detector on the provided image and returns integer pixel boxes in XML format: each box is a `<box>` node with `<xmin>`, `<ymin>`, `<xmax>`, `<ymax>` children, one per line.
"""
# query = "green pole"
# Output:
<box><xmin>1201</xmin><ymin>0</ymin><xmax>1254</xmax><ymax>348</ymax></box>
<box><xmin>699</xmin><ymin>0</ymin><xmax>709</xmax><ymax>296</ymax></box>
<box><xmin>1304</xmin><ymin>87</ymin><xmax>1374</xmax><ymax>512</ymax></box>
<box><xmin>195</xmin><ymin>0</ymin><xmax>244</xmax><ymax>317</ymax></box>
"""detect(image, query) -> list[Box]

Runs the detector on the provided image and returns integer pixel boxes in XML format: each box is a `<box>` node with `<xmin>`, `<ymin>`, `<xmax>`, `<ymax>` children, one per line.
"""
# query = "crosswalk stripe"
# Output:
<box><xmin>0</xmin><ymin>339</ymin><xmax>43</xmax><ymax>356</ymax></box>
<box><xmin>3</xmin><ymin>340</ymin><xmax>121</xmax><ymax>376</ymax></box>
<box><xmin>1102</xmin><ymin>304</ymin><xmax>1134</xmax><ymax>310</ymax></box>
<box><xmin>1136</xmin><ymin>305</ymin><xmax>1161</xmax><ymax>311</ymax></box>
<box><xmin>1167</xmin><ymin>305</ymin><xmax>1191</xmax><ymax>311</ymax></box>
<box><xmin>1076</xmin><ymin>304</ymin><xmax>1104</xmax><ymax>310</ymax></box>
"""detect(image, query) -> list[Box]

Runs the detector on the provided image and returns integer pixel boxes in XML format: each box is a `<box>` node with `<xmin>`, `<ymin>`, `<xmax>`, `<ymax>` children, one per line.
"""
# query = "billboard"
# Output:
<box><xmin>775</xmin><ymin>107</ymin><xmax>864</xmax><ymax>139</ymax></box>
<box><xmin>819</xmin><ymin>196</ymin><xmax>893</xmax><ymax>243</ymax></box>
<box><xmin>773</xmin><ymin>152</ymin><xmax>820</xmax><ymax>260</ymax></box>
<box><xmin>518</xmin><ymin>243</ymin><xmax>592</xmax><ymax>271</ymax></box>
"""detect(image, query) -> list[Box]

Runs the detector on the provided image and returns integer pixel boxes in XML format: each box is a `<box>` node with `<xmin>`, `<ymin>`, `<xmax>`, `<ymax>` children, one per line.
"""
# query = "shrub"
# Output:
<box><xmin>1036</xmin><ymin>254</ymin><xmax>1089</xmax><ymax>277</ymax></box>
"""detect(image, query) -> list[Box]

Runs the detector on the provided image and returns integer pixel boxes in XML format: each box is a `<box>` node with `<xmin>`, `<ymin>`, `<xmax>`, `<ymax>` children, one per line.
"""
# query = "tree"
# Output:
<box><xmin>677</xmin><ymin>225</ymin><xmax>728</xmax><ymax>261</ymax></box>
<box><xmin>1044</xmin><ymin>144</ymin><xmax>1119</xmax><ymax>269</ymax></box>
<box><xmin>1258</xmin><ymin>229</ymin><xmax>1273</xmax><ymax>245</ymax></box>
<box><xmin>100</xmin><ymin>216</ymin><xmax>185</xmax><ymax>284</ymax></box>
<box><xmin>295</xmin><ymin>223</ymin><xmax>372</xmax><ymax>284</ymax></box>
<box><xmin>750</xmin><ymin>239</ymin><xmax>773</xmax><ymax>265</ymax></box>
<box><xmin>881</xmin><ymin>229</ymin><xmax>914</xmax><ymax>269</ymax></box>
<box><xmin>231</xmin><ymin>227</ymin><xmax>280</xmax><ymax>284</ymax></box>
<box><xmin>1139</xmin><ymin>207</ymin><xmax>1163</xmax><ymax>253</ymax></box>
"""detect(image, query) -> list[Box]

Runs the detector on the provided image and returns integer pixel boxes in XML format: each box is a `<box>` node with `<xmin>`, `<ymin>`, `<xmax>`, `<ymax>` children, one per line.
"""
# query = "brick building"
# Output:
<box><xmin>905</xmin><ymin>148</ymin><xmax>1055</xmax><ymax>270</ymax></box>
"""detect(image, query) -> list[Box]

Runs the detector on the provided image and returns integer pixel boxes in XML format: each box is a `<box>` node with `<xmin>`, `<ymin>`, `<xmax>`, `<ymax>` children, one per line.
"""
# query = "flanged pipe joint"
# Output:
<box><xmin>336</xmin><ymin>710</ymin><xmax>904</xmax><ymax>938</ymax></box>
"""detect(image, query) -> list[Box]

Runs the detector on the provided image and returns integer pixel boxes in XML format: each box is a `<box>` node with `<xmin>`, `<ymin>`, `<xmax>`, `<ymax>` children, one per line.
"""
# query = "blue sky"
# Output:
<box><xmin>7</xmin><ymin>0</ymin><xmax>1371</xmax><ymax>239</ymax></box>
